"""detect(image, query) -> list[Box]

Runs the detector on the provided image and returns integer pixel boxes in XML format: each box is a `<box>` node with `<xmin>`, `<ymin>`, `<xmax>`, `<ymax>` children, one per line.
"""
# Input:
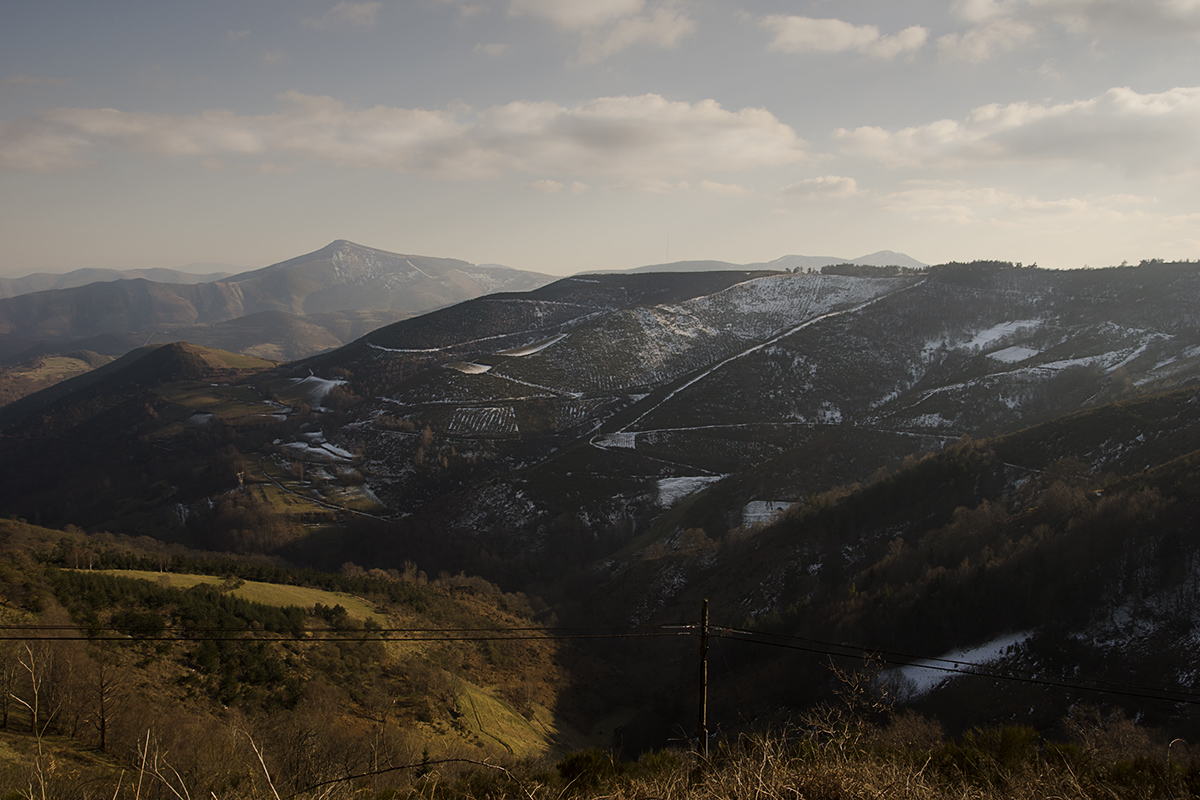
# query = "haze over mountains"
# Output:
<box><xmin>631</xmin><ymin>249</ymin><xmax>928</xmax><ymax>273</ymax></box>
<box><xmin>0</xmin><ymin>240</ymin><xmax>556</xmax><ymax>364</ymax></box>
<box><xmin>0</xmin><ymin>265</ymin><xmax>236</xmax><ymax>299</ymax></box>
<box><xmin>0</xmin><ymin>240</ymin><xmax>925</xmax><ymax>394</ymax></box>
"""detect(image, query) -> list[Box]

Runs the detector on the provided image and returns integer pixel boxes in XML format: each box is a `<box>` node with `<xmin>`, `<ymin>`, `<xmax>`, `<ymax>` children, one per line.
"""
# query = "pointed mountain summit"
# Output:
<box><xmin>850</xmin><ymin>250</ymin><xmax>927</xmax><ymax>269</ymax></box>
<box><xmin>224</xmin><ymin>240</ymin><xmax>553</xmax><ymax>315</ymax></box>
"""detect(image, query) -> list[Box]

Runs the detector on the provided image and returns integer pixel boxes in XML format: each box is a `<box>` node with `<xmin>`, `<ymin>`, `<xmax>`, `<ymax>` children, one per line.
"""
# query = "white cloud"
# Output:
<box><xmin>834</xmin><ymin>85</ymin><xmax>1200</xmax><ymax>173</ymax></box>
<box><xmin>937</xmin><ymin>18</ymin><xmax>1036</xmax><ymax>62</ymax></box>
<box><xmin>511</xmin><ymin>0</ymin><xmax>695</xmax><ymax>62</ymax></box>
<box><xmin>615</xmin><ymin>178</ymin><xmax>690</xmax><ymax>193</ymax></box>
<box><xmin>782</xmin><ymin>175</ymin><xmax>859</xmax><ymax>198</ymax></box>
<box><xmin>474</xmin><ymin>42</ymin><xmax>510</xmax><ymax>56</ymax></box>
<box><xmin>510</xmin><ymin>0</ymin><xmax>645</xmax><ymax>30</ymax></box>
<box><xmin>942</xmin><ymin>0</ymin><xmax>1200</xmax><ymax>61</ymax></box>
<box><xmin>526</xmin><ymin>179</ymin><xmax>564</xmax><ymax>192</ymax></box>
<box><xmin>762</xmin><ymin>15</ymin><xmax>928</xmax><ymax>59</ymax></box>
<box><xmin>699</xmin><ymin>179</ymin><xmax>750</xmax><ymax>195</ymax></box>
<box><xmin>0</xmin><ymin>92</ymin><xmax>806</xmax><ymax>181</ymax></box>
<box><xmin>881</xmin><ymin>182</ymin><xmax>1154</xmax><ymax>227</ymax></box>
<box><xmin>578</xmin><ymin>6</ymin><xmax>695</xmax><ymax>63</ymax></box>
<box><xmin>226</xmin><ymin>30</ymin><xmax>251</xmax><ymax>42</ymax></box>
<box><xmin>302</xmin><ymin>2</ymin><xmax>383</xmax><ymax>30</ymax></box>
<box><xmin>570</xmin><ymin>180</ymin><xmax>588</xmax><ymax>193</ymax></box>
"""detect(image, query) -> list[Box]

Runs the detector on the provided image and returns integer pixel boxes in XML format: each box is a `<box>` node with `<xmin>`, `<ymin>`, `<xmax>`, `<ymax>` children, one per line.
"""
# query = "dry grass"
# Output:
<box><xmin>2</xmin><ymin>718</ymin><xmax>1195</xmax><ymax>800</ymax></box>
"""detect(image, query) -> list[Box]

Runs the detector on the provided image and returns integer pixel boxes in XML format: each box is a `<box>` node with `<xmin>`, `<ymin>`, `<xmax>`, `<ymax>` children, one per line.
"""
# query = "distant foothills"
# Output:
<box><xmin>0</xmin><ymin>240</ymin><xmax>925</xmax><ymax>403</ymax></box>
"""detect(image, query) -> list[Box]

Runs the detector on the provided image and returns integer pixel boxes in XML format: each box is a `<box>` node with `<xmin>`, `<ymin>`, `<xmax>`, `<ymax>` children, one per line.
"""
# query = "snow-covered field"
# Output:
<box><xmin>988</xmin><ymin>345</ymin><xmax>1041</xmax><ymax>363</ymax></box>
<box><xmin>445</xmin><ymin>362</ymin><xmax>492</xmax><ymax>374</ymax></box>
<box><xmin>964</xmin><ymin>320</ymin><xmax>1043</xmax><ymax>351</ymax></box>
<box><xmin>288</xmin><ymin>374</ymin><xmax>348</xmax><ymax>404</ymax></box>
<box><xmin>656</xmin><ymin>476</ymin><xmax>725</xmax><ymax>506</ymax></box>
<box><xmin>742</xmin><ymin>500</ymin><xmax>794</xmax><ymax>526</ymax></box>
<box><xmin>888</xmin><ymin>631</ymin><xmax>1031</xmax><ymax>697</ymax></box>
<box><xmin>499</xmin><ymin>334</ymin><xmax>567</xmax><ymax>357</ymax></box>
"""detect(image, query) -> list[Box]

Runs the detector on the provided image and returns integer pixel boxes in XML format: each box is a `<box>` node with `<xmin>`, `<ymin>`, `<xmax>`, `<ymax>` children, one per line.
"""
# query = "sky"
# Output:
<box><xmin>2</xmin><ymin>0</ymin><xmax>1199</xmax><ymax>277</ymax></box>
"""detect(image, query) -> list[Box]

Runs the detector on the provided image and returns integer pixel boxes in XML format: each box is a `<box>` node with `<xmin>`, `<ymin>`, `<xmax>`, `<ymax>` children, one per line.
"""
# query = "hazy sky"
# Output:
<box><xmin>2</xmin><ymin>0</ymin><xmax>1199</xmax><ymax>276</ymax></box>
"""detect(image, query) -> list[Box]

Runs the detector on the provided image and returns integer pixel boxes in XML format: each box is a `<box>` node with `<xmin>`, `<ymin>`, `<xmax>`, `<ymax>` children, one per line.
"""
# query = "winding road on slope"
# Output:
<box><xmin>598</xmin><ymin>278</ymin><xmax>927</xmax><ymax>442</ymax></box>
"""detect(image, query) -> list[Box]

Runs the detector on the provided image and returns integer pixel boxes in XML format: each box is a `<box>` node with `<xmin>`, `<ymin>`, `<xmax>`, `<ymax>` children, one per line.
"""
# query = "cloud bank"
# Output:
<box><xmin>762</xmin><ymin>15</ymin><xmax>928</xmax><ymax>59</ymax></box>
<box><xmin>0</xmin><ymin>92</ymin><xmax>806</xmax><ymax>181</ymax></box>
<box><xmin>509</xmin><ymin>0</ymin><xmax>695</xmax><ymax>62</ymax></box>
<box><xmin>835</xmin><ymin>85</ymin><xmax>1200</xmax><ymax>173</ymax></box>
<box><xmin>941</xmin><ymin>0</ymin><xmax>1200</xmax><ymax>60</ymax></box>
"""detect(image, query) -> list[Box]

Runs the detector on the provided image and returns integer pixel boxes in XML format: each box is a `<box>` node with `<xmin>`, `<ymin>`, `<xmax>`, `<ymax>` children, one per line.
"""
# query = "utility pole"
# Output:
<box><xmin>697</xmin><ymin>598</ymin><xmax>709</xmax><ymax>762</ymax></box>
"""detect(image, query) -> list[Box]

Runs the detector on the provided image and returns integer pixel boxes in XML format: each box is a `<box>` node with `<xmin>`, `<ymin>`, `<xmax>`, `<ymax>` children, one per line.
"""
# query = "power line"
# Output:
<box><xmin>716</xmin><ymin>626</ymin><xmax>1200</xmax><ymax>706</ymax></box>
<box><xmin>716</xmin><ymin>625</ymin><xmax>1200</xmax><ymax>700</ymax></box>
<box><xmin>3</xmin><ymin>616</ymin><xmax>1196</xmax><ymax>707</ymax></box>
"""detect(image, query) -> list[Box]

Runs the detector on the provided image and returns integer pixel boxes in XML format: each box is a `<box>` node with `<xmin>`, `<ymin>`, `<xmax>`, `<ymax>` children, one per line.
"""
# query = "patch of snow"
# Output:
<box><xmin>445</xmin><ymin>362</ymin><xmax>492</xmax><ymax>374</ymax></box>
<box><xmin>889</xmin><ymin>631</ymin><xmax>1031</xmax><ymax>697</ymax></box>
<box><xmin>989</xmin><ymin>345</ymin><xmax>1041</xmax><ymax>364</ymax></box>
<box><xmin>499</xmin><ymin>334</ymin><xmax>567</xmax><ymax>357</ymax></box>
<box><xmin>288</xmin><ymin>374</ymin><xmax>348</xmax><ymax>404</ymax></box>
<box><xmin>657</xmin><ymin>476</ymin><xmax>725</xmax><ymax>507</ymax></box>
<box><xmin>964</xmin><ymin>320</ymin><xmax>1042</xmax><ymax>351</ymax></box>
<box><xmin>279</xmin><ymin>441</ymin><xmax>355</xmax><ymax>464</ymax></box>
<box><xmin>595</xmin><ymin>432</ymin><xmax>637</xmax><ymax>449</ymax></box>
<box><xmin>742</xmin><ymin>500</ymin><xmax>794</xmax><ymax>526</ymax></box>
<box><xmin>910</xmin><ymin>413</ymin><xmax>952</xmax><ymax>429</ymax></box>
<box><xmin>817</xmin><ymin>403</ymin><xmax>843</xmax><ymax>425</ymax></box>
<box><xmin>320</xmin><ymin>443</ymin><xmax>355</xmax><ymax>460</ymax></box>
<box><xmin>186</xmin><ymin>413</ymin><xmax>213</xmax><ymax>426</ymax></box>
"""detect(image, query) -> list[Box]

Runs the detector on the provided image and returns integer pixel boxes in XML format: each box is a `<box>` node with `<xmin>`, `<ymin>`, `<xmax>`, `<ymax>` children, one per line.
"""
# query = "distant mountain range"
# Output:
<box><xmin>629</xmin><ymin>249</ymin><xmax>926</xmax><ymax>273</ymax></box>
<box><xmin>0</xmin><ymin>265</ymin><xmax>235</xmax><ymax>299</ymax></box>
<box><xmin>0</xmin><ymin>240</ymin><xmax>555</xmax><ymax>365</ymax></box>
<box><xmin>0</xmin><ymin>241</ymin><xmax>923</xmax><ymax>389</ymax></box>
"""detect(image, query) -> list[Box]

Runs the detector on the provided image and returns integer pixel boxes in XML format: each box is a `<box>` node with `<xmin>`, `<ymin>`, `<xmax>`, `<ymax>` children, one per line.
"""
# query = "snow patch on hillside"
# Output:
<box><xmin>289</xmin><ymin>374</ymin><xmax>347</xmax><ymax>403</ymax></box>
<box><xmin>500</xmin><ymin>334</ymin><xmax>567</xmax><ymax>357</ymax></box>
<box><xmin>989</xmin><ymin>345</ymin><xmax>1040</xmax><ymax>363</ymax></box>
<box><xmin>965</xmin><ymin>320</ymin><xmax>1043</xmax><ymax>351</ymax></box>
<box><xmin>596</xmin><ymin>432</ymin><xmax>637</xmax><ymax>449</ymax></box>
<box><xmin>657</xmin><ymin>476</ymin><xmax>724</xmax><ymax>507</ymax></box>
<box><xmin>742</xmin><ymin>500</ymin><xmax>794</xmax><ymax>526</ymax></box>
<box><xmin>280</xmin><ymin>440</ymin><xmax>355</xmax><ymax>463</ymax></box>
<box><xmin>890</xmin><ymin>631</ymin><xmax>1031</xmax><ymax>697</ymax></box>
<box><xmin>446</xmin><ymin>362</ymin><xmax>492</xmax><ymax>374</ymax></box>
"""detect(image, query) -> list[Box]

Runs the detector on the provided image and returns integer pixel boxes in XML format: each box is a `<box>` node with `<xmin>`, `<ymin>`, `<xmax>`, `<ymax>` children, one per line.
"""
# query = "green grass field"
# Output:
<box><xmin>159</xmin><ymin>382</ymin><xmax>275</xmax><ymax>420</ymax></box>
<box><xmin>85</xmin><ymin>569</ymin><xmax>385</xmax><ymax>623</ymax></box>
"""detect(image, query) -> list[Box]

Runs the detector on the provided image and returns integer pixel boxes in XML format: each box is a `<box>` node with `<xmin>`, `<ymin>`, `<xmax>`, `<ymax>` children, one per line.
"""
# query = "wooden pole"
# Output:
<box><xmin>697</xmin><ymin>598</ymin><xmax>709</xmax><ymax>762</ymax></box>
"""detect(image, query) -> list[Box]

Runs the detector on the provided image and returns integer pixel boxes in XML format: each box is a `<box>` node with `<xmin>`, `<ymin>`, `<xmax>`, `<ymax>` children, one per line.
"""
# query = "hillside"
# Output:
<box><xmin>0</xmin><ymin>519</ymin><xmax>601</xmax><ymax>797</ymax></box>
<box><xmin>1</xmin><ymin>259</ymin><xmax>1200</xmax><ymax>763</ymax></box>
<box><xmin>0</xmin><ymin>349</ymin><xmax>114</xmax><ymax>407</ymax></box>
<box><xmin>0</xmin><ymin>240</ymin><xmax>555</xmax><ymax>371</ymax></box>
<box><xmin>249</xmin><ymin>261</ymin><xmax>1200</xmax><ymax>587</ymax></box>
